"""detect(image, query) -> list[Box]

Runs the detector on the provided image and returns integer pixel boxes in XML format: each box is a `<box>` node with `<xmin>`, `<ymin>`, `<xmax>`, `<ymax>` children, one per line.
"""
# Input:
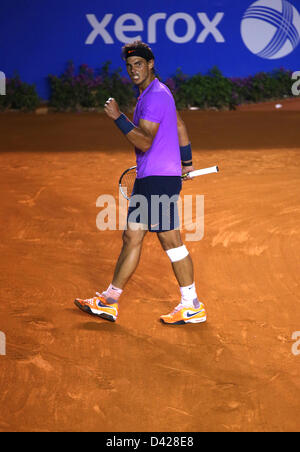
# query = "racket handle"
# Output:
<box><xmin>183</xmin><ymin>165</ymin><xmax>219</xmax><ymax>178</ymax></box>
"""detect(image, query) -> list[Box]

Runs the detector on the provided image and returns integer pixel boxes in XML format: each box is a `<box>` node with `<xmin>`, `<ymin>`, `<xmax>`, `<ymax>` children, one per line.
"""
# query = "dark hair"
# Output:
<box><xmin>122</xmin><ymin>40</ymin><xmax>155</xmax><ymax>62</ymax></box>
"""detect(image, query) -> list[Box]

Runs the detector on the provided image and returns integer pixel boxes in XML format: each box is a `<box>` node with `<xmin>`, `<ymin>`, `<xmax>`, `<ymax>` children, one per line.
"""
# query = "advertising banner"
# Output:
<box><xmin>0</xmin><ymin>0</ymin><xmax>299</xmax><ymax>99</ymax></box>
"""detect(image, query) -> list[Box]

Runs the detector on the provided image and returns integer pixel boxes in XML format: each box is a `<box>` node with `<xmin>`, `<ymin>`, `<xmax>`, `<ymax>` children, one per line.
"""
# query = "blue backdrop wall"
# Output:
<box><xmin>0</xmin><ymin>0</ymin><xmax>299</xmax><ymax>99</ymax></box>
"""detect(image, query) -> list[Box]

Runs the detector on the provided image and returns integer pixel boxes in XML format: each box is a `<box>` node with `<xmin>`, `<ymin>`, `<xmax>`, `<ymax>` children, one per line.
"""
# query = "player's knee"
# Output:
<box><xmin>122</xmin><ymin>229</ymin><xmax>145</xmax><ymax>248</ymax></box>
<box><xmin>158</xmin><ymin>230</ymin><xmax>183</xmax><ymax>250</ymax></box>
<box><xmin>166</xmin><ymin>245</ymin><xmax>189</xmax><ymax>263</ymax></box>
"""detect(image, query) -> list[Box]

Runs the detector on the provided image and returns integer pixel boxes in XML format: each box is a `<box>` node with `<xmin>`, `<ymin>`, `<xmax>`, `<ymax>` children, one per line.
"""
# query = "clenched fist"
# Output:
<box><xmin>104</xmin><ymin>97</ymin><xmax>121</xmax><ymax>120</ymax></box>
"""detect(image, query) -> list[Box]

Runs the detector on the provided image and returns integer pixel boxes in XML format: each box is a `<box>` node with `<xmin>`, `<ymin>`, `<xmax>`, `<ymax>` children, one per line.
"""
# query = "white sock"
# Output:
<box><xmin>180</xmin><ymin>283</ymin><xmax>198</xmax><ymax>307</ymax></box>
<box><xmin>102</xmin><ymin>283</ymin><xmax>123</xmax><ymax>303</ymax></box>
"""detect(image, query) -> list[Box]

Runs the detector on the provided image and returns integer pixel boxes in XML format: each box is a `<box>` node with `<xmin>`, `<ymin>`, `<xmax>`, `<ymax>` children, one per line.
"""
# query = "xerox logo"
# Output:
<box><xmin>85</xmin><ymin>12</ymin><xmax>225</xmax><ymax>45</ymax></box>
<box><xmin>241</xmin><ymin>0</ymin><xmax>300</xmax><ymax>59</ymax></box>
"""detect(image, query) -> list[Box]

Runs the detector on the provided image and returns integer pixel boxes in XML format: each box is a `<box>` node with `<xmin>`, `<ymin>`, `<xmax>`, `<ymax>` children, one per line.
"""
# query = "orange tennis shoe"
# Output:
<box><xmin>74</xmin><ymin>292</ymin><xmax>118</xmax><ymax>322</ymax></box>
<box><xmin>160</xmin><ymin>300</ymin><xmax>207</xmax><ymax>325</ymax></box>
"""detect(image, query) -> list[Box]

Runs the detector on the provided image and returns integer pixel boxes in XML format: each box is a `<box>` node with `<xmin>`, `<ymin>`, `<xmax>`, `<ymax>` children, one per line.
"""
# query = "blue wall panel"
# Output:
<box><xmin>0</xmin><ymin>0</ymin><xmax>299</xmax><ymax>99</ymax></box>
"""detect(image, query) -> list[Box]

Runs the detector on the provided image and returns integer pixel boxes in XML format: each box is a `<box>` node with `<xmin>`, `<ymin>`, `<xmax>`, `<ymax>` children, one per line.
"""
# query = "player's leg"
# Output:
<box><xmin>157</xmin><ymin>229</ymin><xmax>193</xmax><ymax>287</ymax></box>
<box><xmin>111</xmin><ymin>224</ymin><xmax>148</xmax><ymax>289</ymax></box>
<box><xmin>74</xmin><ymin>224</ymin><xmax>147</xmax><ymax>322</ymax></box>
<box><xmin>110</xmin><ymin>175</ymin><xmax>148</xmax><ymax>290</ymax></box>
<box><xmin>157</xmin><ymin>229</ymin><xmax>206</xmax><ymax>325</ymax></box>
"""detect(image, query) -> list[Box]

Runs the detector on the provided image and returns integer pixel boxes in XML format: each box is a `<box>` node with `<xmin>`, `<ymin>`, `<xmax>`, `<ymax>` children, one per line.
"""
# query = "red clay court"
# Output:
<box><xmin>0</xmin><ymin>98</ymin><xmax>300</xmax><ymax>432</ymax></box>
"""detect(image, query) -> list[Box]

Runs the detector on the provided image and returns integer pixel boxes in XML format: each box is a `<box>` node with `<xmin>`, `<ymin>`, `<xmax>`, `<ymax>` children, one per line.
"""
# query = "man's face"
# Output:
<box><xmin>126</xmin><ymin>56</ymin><xmax>154</xmax><ymax>86</ymax></box>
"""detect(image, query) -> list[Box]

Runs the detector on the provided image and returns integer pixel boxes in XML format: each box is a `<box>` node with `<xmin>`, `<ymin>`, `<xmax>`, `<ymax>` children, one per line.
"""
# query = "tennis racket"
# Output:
<box><xmin>119</xmin><ymin>165</ymin><xmax>219</xmax><ymax>200</ymax></box>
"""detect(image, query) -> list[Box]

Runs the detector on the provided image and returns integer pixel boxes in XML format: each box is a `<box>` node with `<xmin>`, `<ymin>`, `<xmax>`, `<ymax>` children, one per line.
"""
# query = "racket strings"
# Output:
<box><xmin>120</xmin><ymin>168</ymin><xmax>136</xmax><ymax>199</ymax></box>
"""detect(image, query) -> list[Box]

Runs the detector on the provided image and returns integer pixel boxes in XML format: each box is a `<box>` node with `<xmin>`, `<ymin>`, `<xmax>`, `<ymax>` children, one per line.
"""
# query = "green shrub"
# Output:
<box><xmin>48</xmin><ymin>61</ymin><xmax>136</xmax><ymax>111</ymax></box>
<box><xmin>0</xmin><ymin>74</ymin><xmax>40</xmax><ymax>111</ymax></box>
<box><xmin>1</xmin><ymin>64</ymin><xmax>293</xmax><ymax>113</ymax></box>
<box><xmin>170</xmin><ymin>67</ymin><xmax>235</xmax><ymax>110</ymax></box>
<box><xmin>229</xmin><ymin>68</ymin><xmax>293</xmax><ymax>107</ymax></box>
<box><xmin>166</xmin><ymin>67</ymin><xmax>294</xmax><ymax>110</ymax></box>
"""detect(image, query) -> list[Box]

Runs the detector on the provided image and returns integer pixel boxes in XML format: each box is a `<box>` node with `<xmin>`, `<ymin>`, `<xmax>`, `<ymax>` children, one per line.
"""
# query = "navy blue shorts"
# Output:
<box><xmin>127</xmin><ymin>176</ymin><xmax>182</xmax><ymax>232</ymax></box>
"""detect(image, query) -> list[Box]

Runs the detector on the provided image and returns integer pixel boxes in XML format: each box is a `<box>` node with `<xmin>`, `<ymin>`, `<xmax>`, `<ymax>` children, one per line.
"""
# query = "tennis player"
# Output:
<box><xmin>75</xmin><ymin>41</ymin><xmax>206</xmax><ymax>325</ymax></box>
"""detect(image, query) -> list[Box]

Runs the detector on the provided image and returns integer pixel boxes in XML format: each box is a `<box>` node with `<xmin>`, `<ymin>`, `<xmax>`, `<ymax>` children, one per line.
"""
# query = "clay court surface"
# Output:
<box><xmin>0</xmin><ymin>98</ymin><xmax>300</xmax><ymax>432</ymax></box>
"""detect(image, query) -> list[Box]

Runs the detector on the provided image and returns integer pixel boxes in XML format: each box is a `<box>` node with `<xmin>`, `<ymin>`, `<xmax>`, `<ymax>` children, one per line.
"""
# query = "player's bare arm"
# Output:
<box><xmin>127</xmin><ymin>118</ymin><xmax>159</xmax><ymax>151</ymax></box>
<box><xmin>176</xmin><ymin>110</ymin><xmax>195</xmax><ymax>179</ymax></box>
<box><xmin>176</xmin><ymin>111</ymin><xmax>190</xmax><ymax>147</ymax></box>
<box><xmin>104</xmin><ymin>97</ymin><xmax>159</xmax><ymax>152</ymax></box>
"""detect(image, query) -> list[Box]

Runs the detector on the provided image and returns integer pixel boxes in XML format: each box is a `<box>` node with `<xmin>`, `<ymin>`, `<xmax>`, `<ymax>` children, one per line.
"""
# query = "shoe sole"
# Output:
<box><xmin>74</xmin><ymin>300</ymin><xmax>116</xmax><ymax>322</ymax></box>
<box><xmin>160</xmin><ymin>316</ymin><xmax>207</xmax><ymax>325</ymax></box>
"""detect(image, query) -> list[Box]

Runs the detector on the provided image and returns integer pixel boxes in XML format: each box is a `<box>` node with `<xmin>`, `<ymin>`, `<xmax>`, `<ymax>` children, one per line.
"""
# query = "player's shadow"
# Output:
<box><xmin>76</xmin><ymin>321</ymin><xmax>116</xmax><ymax>332</ymax></box>
<box><xmin>68</xmin><ymin>307</ymin><xmax>211</xmax><ymax>340</ymax></box>
<box><xmin>67</xmin><ymin>307</ymin><xmax>129</xmax><ymax>335</ymax></box>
